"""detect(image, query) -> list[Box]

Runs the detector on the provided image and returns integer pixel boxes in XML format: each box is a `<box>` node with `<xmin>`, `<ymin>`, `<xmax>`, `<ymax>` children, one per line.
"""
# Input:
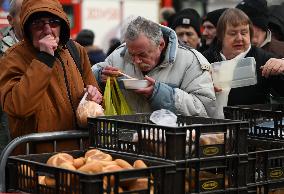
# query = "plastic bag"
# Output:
<box><xmin>150</xmin><ymin>109</ymin><xmax>177</xmax><ymax>127</ymax></box>
<box><xmin>76</xmin><ymin>92</ymin><xmax>105</xmax><ymax>127</ymax></box>
<box><xmin>104</xmin><ymin>77</ymin><xmax>132</xmax><ymax>116</ymax></box>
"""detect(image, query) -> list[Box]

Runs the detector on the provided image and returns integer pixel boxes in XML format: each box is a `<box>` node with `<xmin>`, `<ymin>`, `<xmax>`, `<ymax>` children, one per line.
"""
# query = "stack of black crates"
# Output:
<box><xmin>224</xmin><ymin>104</ymin><xmax>284</xmax><ymax>194</ymax></box>
<box><xmin>88</xmin><ymin>114</ymin><xmax>249</xmax><ymax>194</ymax></box>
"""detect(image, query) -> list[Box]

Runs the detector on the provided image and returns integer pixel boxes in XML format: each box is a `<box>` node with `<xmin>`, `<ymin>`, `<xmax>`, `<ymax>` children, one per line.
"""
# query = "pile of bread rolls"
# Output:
<box><xmin>38</xmin><ymin>149</ymin><xmax>152</xmax><ymax>193</ymax></box>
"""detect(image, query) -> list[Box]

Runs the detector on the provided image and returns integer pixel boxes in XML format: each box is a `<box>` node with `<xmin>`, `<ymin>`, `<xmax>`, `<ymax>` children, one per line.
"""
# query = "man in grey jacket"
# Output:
<box><xmin>92</xmin><ymin>16</ymin><xmax>217</xmax><ymax>118</ymax></box>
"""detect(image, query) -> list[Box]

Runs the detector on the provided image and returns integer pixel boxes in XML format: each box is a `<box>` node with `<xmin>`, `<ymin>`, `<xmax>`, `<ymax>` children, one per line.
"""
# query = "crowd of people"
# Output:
<box><xmin>0</xmin><ymin>0</ymin><xmax>284</xmax><ymax>154</ymax></box>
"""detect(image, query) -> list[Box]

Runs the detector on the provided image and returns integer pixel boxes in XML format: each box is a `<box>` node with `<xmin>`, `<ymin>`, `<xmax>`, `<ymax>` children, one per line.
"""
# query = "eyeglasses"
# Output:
<box><xmin>30</xmin><ymin>18</ymin><xmax>61</xmax><ymax>30</ymax></box>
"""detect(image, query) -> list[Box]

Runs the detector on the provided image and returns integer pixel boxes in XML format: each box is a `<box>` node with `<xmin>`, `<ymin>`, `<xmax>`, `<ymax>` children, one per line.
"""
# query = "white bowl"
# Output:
<box><xmin>121</xmin><ymin>79</ymin><xmax>149</xmax><ymax>89</ymax></box>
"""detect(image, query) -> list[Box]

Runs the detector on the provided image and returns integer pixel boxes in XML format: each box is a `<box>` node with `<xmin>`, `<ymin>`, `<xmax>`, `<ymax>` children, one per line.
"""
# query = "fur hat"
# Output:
<box><xmin>236</xmin><ymin>0</ymin><xmax>269</xmax><ymax>31</ymax></box>
<box><xmin>169</xmin><ymin>8</ymin><xmax>201</xmax><ymax>37</ymax></box>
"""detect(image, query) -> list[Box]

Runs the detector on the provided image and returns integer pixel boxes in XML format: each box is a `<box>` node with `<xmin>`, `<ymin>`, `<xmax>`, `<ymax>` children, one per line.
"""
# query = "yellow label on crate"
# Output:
<box><xmin>203</xmin><ymin>146</ymin><xmax>219</xmax><ymax>156</ymax></box>
<box><xmin>202</xmin><ymin>181</ymin><xmax>218</xmax><ymax>190</ymax></box>
<box><xmin>270</xmin><ymin>169</ymin><xmax>283</xmax><ymax>178</ymax></box>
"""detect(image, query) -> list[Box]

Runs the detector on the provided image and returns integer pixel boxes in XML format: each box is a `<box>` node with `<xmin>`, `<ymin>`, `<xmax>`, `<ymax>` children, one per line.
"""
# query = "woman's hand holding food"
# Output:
<box><xmin>85</xmin><ymin>85</ymin><xmax>102</xmax><ymax>104</ymax></box>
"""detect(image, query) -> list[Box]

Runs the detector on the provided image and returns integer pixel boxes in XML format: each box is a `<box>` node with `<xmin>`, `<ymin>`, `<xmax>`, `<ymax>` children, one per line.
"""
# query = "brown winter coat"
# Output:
<box><xmin>262</xmin><ymin>36</ymin><xmax>284</xmax><ymax>58</ymax></box>
<box><xmin>0</xmin><ymin>0</ymin><xmax>100</xmax><ymax>153</ymax></box>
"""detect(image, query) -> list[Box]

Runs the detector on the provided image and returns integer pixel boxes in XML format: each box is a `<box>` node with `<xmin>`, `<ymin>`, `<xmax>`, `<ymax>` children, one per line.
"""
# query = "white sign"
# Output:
<box><xmin>82</xmin><ymin>0</ymin><xmax>159</xmax><ymax>51</ymax></box>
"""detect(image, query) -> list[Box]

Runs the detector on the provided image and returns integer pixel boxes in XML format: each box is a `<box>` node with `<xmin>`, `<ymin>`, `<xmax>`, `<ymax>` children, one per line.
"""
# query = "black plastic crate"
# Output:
<box><xmin>88</xmin><ymin>114</ymin><xmax>249</xmax><ymax>194</ymax></box>
<box><xmin>247</xmin><ymin>147</ymin><xmax>284</xmax><ymax>194</ymax></box>
<box><xmin>224</xmin><ymin>104</ymin><xmax>284</xmax><ymax>141</ymax></box>
<box><xmin>6</xmin><ymin>149</ymin><xmax>175</xmax><ymax>194</ymax></box>
<box><xmin>88</xmin><ymin>114</ymin><xmax>249</xmax><ymax>161</ymax></box>
<box><xmin>164</xmin><ymin>155</ymin><xmax>248</xmax><ymax>194</ymax></box>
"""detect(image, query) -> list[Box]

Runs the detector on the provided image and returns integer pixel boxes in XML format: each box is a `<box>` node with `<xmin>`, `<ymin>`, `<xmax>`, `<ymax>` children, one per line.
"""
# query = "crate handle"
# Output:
<box><xmin>0</xmin><ymin>130</ymin><xmax>88</xmax><ymax>192</ymax></box>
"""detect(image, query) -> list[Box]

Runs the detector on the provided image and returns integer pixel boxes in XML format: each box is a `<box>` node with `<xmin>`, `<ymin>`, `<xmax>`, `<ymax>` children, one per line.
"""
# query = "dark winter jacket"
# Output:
<box><xmin>203</xmin><ymin>45</ymin><xmax>284</xmax><ymax>105</ymax></box>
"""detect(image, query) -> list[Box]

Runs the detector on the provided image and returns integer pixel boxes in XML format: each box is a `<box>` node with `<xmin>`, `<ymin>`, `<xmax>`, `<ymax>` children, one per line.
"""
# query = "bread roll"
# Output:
<box><xmin>78</xmin><ymin>161</ymin><xmax>103</xmax><ymax>174</ymax></box>
<box><xmin>73</xmin><ymin>157</ymin><xmax>86</xmax><ymax>169</ymax></box>
<box><xmin>103</xmin><ymin>180</ymin><xmax>124</xmax><ymax>194</ymax></box>
<box><xmin>103</xmin><ymin>164</ymin><xmax>123</xmax><ymax>172</ymax></box>
<box><xmin>200</xmin><ymin>133</ymin><xmax>224</xmax><ymax>145</ymax></box>
<box><xmin>115</xmin><ymin>159</ymin><xmax>133</xmax><ymax>169</ymax></box>
<box><xmin>38</xmin><ymin>176</ymin><xmax>46</xmax><ymax>185</ymax></box>
<box><xmin>45</xmin><ymin>176</ymin><xmax>55</xmax><ymax>187</ymax></box>
<box><xmin>58</xmin><ymin>162</ymin><xmax>76</xmax><ymax>171</ymax></box>
<box><xmin>46</xmin><ymin>153</ymin><xmax>74</xmax><ymax>167</ymax></box>
<box><xmin>86</xmin><ymin>158</ymin><xmax>116</xmax><ymax>166</ymax></box>
<box><xmin>87</xmin><ymin>153</ymin><xmax>112</xmax><ymax>161</ymax></box>
<box><xmin>133</xmin><ymin>160</ymin><xmax>147</xmax><ymax>168</ymax></box>
<box><xmin>58</xmin><ymin>162</ymin><xmax>77</xmax><ymax>186</ymax></box>
<box><xmin>127</xmin><ymin>178</ymin><xmax>148</xmax><ymax>191</ymax></box>
<box><xmin>103</xmin><ymin>164</ymin><xmax>123</xmax><ymax>187</ymax></box>
<box><xmin>85</xmin><ymin>149</ymin><xmax>102</xmax><ymax>158</ymax></box>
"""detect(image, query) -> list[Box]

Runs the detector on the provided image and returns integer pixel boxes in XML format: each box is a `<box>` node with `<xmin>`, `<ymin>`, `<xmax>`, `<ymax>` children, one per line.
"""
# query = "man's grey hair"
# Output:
<box><xmin>124</xmin><ymin>16</ymin><xmax>162</xmax><ymax>46</ymax></box>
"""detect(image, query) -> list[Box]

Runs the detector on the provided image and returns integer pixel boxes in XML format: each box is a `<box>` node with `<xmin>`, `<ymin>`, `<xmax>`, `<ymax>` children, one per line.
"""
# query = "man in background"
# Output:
<box><xmin>169</xmin><ymin>8</ymin><xmax>201</xmax><ymax>50</ymax></box>
<box><xmin>200</xmin><ymin>8</ymin><xmax>227</xmax><ymax>52</ymax></box>
<box><xmin>75</xmin><ymin>29</ymin><xmax>106</xmax><ymax>66</ymax></box>
<box><xmin>0</xmin><ymin>0</ymin><xmax>23</xmax><ymax>153</ymax></box>
<box><xmin>0</xmin><ymin>0</ymin><xmax>23</xmax><ymax>55</ymax></box>
<box><xmin>236</xmin><ymin>0</ymin><xmax>284</xmax><ymax>57</ymax></box>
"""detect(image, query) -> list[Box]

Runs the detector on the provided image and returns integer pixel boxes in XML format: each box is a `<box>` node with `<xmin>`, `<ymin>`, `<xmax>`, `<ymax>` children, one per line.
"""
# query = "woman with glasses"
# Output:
<box><xmin>0</xmin><ymin>0</ymin><xmax>102</xmax><ymax>154</ymax></box>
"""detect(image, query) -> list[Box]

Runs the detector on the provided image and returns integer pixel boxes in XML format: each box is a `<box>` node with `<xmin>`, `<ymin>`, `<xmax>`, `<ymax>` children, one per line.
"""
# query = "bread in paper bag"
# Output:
<box><xmin>76</xmin><ymin>92</ymin><xmax>104</xmax><ymax>127</ymax></box>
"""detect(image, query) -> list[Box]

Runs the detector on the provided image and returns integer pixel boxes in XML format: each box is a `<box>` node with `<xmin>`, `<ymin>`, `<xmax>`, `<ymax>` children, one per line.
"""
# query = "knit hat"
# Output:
<box><xmin>236</xmin><ymin>0</ymin><xmax>269</xmax><ymax>31</ymax></box>
<box><xmin>203</xmin><ymin>8</ymin><xmax>227</xmax><ymax>27</ymax></box>
<box><xmin>269</xmin><ymin>5</ymin><xmax>284</xmax><ymax>40</ymax></box>
<box><xmin>75</xmin><ymin>29</ymin><xmax>95</xmax><ymax>47</ymax></box>
<box><xmin>169</xmin><ymin>8</ymin><xmax>201</xmax><ymax>37</ymax></box>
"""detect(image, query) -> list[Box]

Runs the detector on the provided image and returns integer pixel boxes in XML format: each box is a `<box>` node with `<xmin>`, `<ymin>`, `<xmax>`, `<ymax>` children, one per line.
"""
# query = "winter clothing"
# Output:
<box><xmin>169</xmin><ymin>8</ymin><xmax>201</xmax><ymax>37</ymax></box>
<box><xmin>269</xmin><ymin>5</ymin><xmax>284</xmax><ymax>41</ymax></box>
<box><xmin>93</xmin><ymin>25</ymin><xmax>217</xmax><ymax>118</ymax></box>
<box><xmin>261</xmin><ymin>30</ymin><xmax>284</xmax><ymax>58</ymax></box>
<box><xmin>0</xmin><ymin>26</ymin><xmax>18</xmax><ymax>153</ymax></box>
<box><xmin>202</xmin><ymin>8</ymin><xmax>227</xmax><ymax>27</ymax></box>
<box><xmin>0</xmin><ymin>26</ymin><xmax>18</xmax><ymax>56</ymax></box>
<box><xmin>203</xmin><ymin>45</ymin><xmax>284</xmax><ymax>106</ymax></box>
<box><xmin>86</xmin><ymin>46</ymin><xmax>106</xmax><ymax>65</ymax></box>
<box><xmin>0</xmin><ymin>0</ymin><xmax>100</xmax><ymax>154</ymax></box>
<box><xmin>236</xmin><ymin>0</ymin><xmax>269</xmax><ymax>31</ymax></box>
<box><xmin>236</xmin><ymin>1</ymin><xmax>284</xmax><ymax>58</ymax></box>
<box><xmin>75</xmin><ymin>29</ymin><xmax>106</xmax><ymax>65</ymax></box>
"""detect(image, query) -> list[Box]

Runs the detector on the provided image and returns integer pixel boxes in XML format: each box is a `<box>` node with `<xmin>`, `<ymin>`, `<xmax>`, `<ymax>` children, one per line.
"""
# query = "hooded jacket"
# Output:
<box><xmin>0</xmin><ymin>0</ymin><xmax>99</xmax><ymax>153</ymax></box>
<box><xmin>93</xmin><ymin>25</ymin><xmax>217</xmax><ymax>118</ymax></box>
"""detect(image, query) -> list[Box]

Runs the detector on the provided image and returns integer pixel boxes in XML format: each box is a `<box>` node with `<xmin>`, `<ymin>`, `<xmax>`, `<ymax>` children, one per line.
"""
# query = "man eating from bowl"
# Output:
<box><xmin>92</xmin><ymin>16</ymin><xmax>217</xmax><ymax>118</ymax></box>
